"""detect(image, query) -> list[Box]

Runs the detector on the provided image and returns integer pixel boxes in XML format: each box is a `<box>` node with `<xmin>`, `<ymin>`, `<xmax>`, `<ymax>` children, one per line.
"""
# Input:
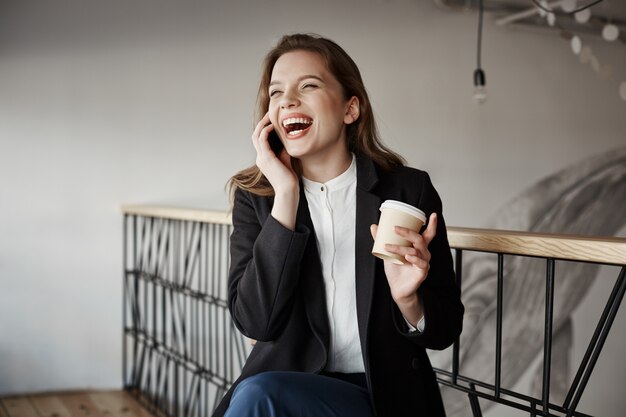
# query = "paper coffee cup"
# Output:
<box><xmin>371</xmin><ymin>200</ymin><xmax>426</xmax><ymax>264</ymax></box>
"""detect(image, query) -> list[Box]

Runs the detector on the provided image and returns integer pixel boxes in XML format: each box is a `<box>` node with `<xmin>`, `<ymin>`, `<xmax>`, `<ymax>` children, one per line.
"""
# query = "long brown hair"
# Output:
<box><xmin>229</xmin><ymin>33</ymin><xmax>405</xmax><ymax>197</ymax></box>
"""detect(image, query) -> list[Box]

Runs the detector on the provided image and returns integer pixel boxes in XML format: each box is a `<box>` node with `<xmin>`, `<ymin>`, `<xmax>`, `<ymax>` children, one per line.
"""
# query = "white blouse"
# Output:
<box><xmin>302</xmin><ymin>154</ymin><xmax>424</xmax><ymax>373</ymax></box>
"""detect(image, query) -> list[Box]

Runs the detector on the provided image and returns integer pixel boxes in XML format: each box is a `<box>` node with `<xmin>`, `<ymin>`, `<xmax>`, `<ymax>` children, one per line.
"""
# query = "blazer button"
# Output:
<box><xmin>411</xmin><ymin>358</ymin><xmax>420</xmax><ymax>371</ymax></box>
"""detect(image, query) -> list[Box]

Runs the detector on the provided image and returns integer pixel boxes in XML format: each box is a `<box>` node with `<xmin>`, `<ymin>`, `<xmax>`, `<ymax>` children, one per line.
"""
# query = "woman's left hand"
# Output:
<box><xmin>370</xmin><ymin>213</ymin><xmax>438</xmax><ymax>324</ymax></box>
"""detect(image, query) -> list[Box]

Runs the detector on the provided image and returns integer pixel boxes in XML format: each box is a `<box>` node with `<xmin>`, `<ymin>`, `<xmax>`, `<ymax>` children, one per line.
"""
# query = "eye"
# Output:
<box><xmin>302</xmin><ymin>83</ymin><xmax>318</xmax><ymax>90</ymax></box>
<box><xmin>269</xmin><ymin>90</ymin><xmax>282</xmax><ymax>98</ymax></box>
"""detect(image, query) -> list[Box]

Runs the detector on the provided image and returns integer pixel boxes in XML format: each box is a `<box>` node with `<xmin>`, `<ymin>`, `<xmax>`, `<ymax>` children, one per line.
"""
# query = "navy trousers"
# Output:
<box><xmin>223</xmin><ymin>371</ymin><xmax>374</xmax><ymax>417</ymax></box>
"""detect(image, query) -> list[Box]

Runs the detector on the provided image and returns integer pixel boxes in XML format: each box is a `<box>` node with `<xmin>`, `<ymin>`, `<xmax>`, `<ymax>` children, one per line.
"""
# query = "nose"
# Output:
<box><xmin>279</xmin><ymin>88</ymin><xmax>299</xmax><ymax>109</ymax></box>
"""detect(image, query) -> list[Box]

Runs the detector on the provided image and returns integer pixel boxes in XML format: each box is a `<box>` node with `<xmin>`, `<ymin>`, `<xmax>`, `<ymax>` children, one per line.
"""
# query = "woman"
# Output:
<box><xmin>215</xmin><ymin>33</ymin><xmax>464</xmax><ymax>417</ymax></box>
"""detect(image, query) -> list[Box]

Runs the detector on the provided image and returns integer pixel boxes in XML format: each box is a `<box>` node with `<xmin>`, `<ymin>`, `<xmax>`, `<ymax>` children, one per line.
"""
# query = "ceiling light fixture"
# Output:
<box><xmin>473</xmin><ymin>0</ymin><xmax>487</xmax><ymax>104</ymax></box>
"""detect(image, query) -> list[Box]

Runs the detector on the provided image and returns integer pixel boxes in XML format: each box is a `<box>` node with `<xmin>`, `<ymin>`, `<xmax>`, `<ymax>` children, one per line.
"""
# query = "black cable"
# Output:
<box><xmin>477</xmin><ymin>0</ymin><xmax>483</xmax><ymax>69</ymax></box>
<box><xmin>531</xmin><ymin>0</ymin><xmax>604</xmax><ymax>15</ymax></box>
<box><xmin>474</xmin><ymin>0</ymin><xmax>486</xmax><ymax>93</ymax></box>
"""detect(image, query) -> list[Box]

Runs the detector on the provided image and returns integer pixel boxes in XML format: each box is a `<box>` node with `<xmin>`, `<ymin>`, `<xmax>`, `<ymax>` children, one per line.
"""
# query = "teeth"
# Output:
<box><xmin>288</xmin><ymin>129</ymin><xmax>304</xmax><ymax>136</ymax></box>
<box><xmin>282</xmin><ymin>117</ymin><xmax>313</xmax><ymax>127</ymax></box>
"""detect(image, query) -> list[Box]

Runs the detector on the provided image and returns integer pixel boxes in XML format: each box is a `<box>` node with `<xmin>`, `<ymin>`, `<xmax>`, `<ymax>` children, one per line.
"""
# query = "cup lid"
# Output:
<box><xmin>380</xmin><ymin>200</ymin><xmax>426</xmax><ymax>222</ymax></box>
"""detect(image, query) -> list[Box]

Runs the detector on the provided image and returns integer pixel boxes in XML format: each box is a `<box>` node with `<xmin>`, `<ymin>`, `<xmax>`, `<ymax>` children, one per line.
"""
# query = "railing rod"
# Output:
<box><xmin>174</xmin><ymin>346</ymin><xmax>180</xmax><ymax>417</ymax></box>
<box><xmin>123</xmin><ymin>215</ymin><xmax>128</xmax><ymax>387</ymax></box>
<box><xmin>436</xmin><ymin>369</ymin><xmax>531</xmax><ymax>403</ymax></box>
<box><xmin>155</xmin><ymin>353</ymin><xmax>165</xmax><ymax>413</ymax></box>
<box><xmin>202</xmin><ymin>225</ymin><xmax>208</xmax><ymax>375</ymax></box>
<box><xmin>495</xmin><ymin>253</ymin><xmax>504</xmax><ymax>398</ymax></box>
<box><xmin>132</xmin><ymin>215</ymin><xmax>139</xmax><ymax>387</ymax></box>
<box><xmin>435</xmin><ymin>374</ymin><xmax>593</xmax><ymax>417</ymax></box>
<box><xmin>212</xmin><ymin>223</ymin><xmax>218</xmax><ymax>302</ymax></box>
<box><xmin>143</xmin><ymin>327</ymin><xmax>155</xmax><ymax>403</ymax></box>
<box><xmin>468</xmin><ymin>383</ymin><xmax>483</xmax><ymax>417</ymax></box>
<box><xmin>227</xmin><ymin>292</ymin><xmax>233</xmax><ymax>384</ymax></box>
<box><xmin>566</xmin><ymin>266</ymin><xmax>626</xmax><ymax>417</ymax></box>
<box><xmin>143</xmin><ymin>218</ymin><xmax>151</xmax><ymax>346</ymax></box>
<box><xmin>137</xmin><ymin>215</ymin><xmax>146</xmax><ymax>277</ymax></box>
<box><xmin>543</xmin><ymin>259</ymin><xmax>556</xmax><ymax>414</ymax></box>
<box><xmin>125</xmin><ymin>327</ymin><xmax>233</xmax><ymax>388</ymax></box>
<box><xmin>153</xmin><ymin>219</ymin><xmax>163</xmax><ymax>281</ymax></box>
<box><xmin>154</xmin><ymin>336</ymin><xmax>165</xmax><ymax>413</ymax></box>
<box><xmin>563</xmin><ymin>263</ymin><xmax>626</xmax><ymax>409</ymax></box>
<box><xmin>135</xmin><ymin>328</ymin><xmax>148</xmax><ymax>389</ymax></box>
<box><xmin>152</xmin><ymin>263</ymin><xmax>158</xmax><ymax>376</ymax></box>
<box><xmin>453</xmin><ymin>249</ymin><xmax>462</xmax><ymax>384</ymax></box>
<box><xmin>183</xmin><ymin>372</ymin><xmax>196</xmax><ymax>417</ymax></box>
<box><xmin>195</xmin><ymin>291</ymin><xmax>201</xmax><ymax>377</ymax></box>
<box><xmin>161</xmin><ymin>265</ymin><xmax>168</xmax><ymax>383</ymax></box>
<box><xmin>132</xmin><ymin>271</ymin><xmax>229</xmax><ymax>307</ymax></box>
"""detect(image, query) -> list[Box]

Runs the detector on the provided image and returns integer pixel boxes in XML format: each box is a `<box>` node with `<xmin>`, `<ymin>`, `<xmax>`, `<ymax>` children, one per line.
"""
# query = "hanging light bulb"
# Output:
<box><xmin>571</xmin><ymin>35</ymin><xmax>582</xmax><ymax>54</ymax></box>
<box><xmin>561</xmin><ymin>0</ymin><xmax>578</xmax><ymax>13</ymax></box>
<box><xmin>574</xmin><ymin>8</ymin><xmax>591</xmax><ymax>23</ymax></box>
<box><xmin>619</xmin><ymin>82</ymin><xmax>626</xmax><ymax>101</ymax></box>
<box><xmin>602</xmin><ymin>24</ymin><xmax>620</xmax><ymax>42</ymax></box>
<box><xmin>473</xmin><ymin>68</ymin><xmax>487</xmax><ymax>104</ymax></box>
<box><xmin>473</xmin><ymin>0</ymin><xmax>487</xmax><ymax>104</ymax></box>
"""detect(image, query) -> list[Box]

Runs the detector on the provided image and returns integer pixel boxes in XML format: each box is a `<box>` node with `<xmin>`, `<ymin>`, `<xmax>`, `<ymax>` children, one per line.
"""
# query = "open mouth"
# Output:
<box><xmin>282</xmin><ymin>117</ymin><xmax>313</xmax><ymax>137</ymax></box>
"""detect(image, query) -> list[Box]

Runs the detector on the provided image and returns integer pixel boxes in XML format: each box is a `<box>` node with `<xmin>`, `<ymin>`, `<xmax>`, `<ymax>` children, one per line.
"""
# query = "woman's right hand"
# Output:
<box><xmin>252</xmin><ymin>112</ymin><xmax>300</xmax><ymax>230</ymax></box>
<box><xmin>251</xmin><ymin>112</ymin><xmax>299</xmax><ymax>194</ymax></box>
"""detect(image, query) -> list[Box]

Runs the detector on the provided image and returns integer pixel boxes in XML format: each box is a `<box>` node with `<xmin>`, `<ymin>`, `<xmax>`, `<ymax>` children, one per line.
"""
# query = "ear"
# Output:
<box><xmin>344</xmin><ymin>96</ymin><xmax>360</xmax><ymax>125</ymax></box>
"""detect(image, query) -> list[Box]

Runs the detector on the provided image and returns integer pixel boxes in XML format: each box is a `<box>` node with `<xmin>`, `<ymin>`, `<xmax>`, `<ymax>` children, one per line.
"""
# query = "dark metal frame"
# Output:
<box><xmin>123</xmin><ymin>213</ymin><xmax>626</xmax><ymax>417</ymax></box>
<box><xmin>123</xmin><ymin>214</ymin><xmax>250</xmax><ymax>417</ymax></box>
<box><xmin>437</xmin><ymin>249</ymin><xmax>626</xmax><ymax>417</ymax></box>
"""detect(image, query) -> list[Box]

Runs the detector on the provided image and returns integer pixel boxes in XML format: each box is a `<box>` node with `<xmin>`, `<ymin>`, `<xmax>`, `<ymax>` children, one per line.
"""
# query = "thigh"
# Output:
<box><xmin>225</xmin><ymin>371</ymin><xmax>374</xmax><ymax>417</ymax></box>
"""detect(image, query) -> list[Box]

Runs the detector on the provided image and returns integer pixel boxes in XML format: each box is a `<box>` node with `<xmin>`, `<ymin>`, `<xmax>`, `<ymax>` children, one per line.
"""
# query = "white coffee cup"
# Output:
<box><xmin>371</xmin><ymin>200</ymin><xmax>426</xmax><ymax>264</ymax></box>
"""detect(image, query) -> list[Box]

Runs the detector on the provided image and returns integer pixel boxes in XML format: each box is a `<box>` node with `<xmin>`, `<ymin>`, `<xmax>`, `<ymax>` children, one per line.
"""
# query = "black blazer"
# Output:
<box><xmin>213</xmin><ymin>154</ymin><xmax>464</xmax><ymax>417</ymax></box>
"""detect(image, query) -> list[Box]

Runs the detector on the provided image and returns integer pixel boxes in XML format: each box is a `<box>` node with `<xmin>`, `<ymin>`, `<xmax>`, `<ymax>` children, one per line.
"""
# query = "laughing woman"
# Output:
<box><xmin>214</xmin><ymin>33</ymin><xmax>464</xmax><ymax>417</ymax></box>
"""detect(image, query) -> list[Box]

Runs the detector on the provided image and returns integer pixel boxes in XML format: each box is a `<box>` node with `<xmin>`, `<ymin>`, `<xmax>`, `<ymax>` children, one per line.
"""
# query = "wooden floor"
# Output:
<box><xmin>0</xmin><ymin>391</ymin><xmax>154</xmax><ymax>417</ymax></box>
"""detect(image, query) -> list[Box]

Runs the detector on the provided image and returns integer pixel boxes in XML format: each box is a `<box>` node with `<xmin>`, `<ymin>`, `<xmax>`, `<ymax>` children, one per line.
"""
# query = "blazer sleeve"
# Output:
<box><xmin>228</xmin><ymin>188</ymin><xmax>311</xmax><ymax>342</ymax></box>
<box><xmin>392</xmin><ymin>172</ymin><xmax>464</xmax><ymax>350</ymax></box>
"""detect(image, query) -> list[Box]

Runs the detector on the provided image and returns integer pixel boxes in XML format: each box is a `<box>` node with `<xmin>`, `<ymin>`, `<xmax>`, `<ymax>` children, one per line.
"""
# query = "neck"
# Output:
<box><xmin>301</xmin><ymin>149</ymin><xmax>352</xmax><ymax>183</ymax></box>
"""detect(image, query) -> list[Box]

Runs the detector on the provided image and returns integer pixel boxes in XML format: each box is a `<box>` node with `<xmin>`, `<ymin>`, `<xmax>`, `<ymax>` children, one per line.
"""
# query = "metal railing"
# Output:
<box><xmin>440</xmin><ymin>228</ymin><xmax>626</xmax><ymax>417</ymax></box>
<box><xmin>121</xmin><ymin>205</ymin><xmax>626</xmax><ymax>417</ymax></box>
<box><xmin>122</xmin><ymin>206</ymin><xmax>249</xmax><ymax>417</ymax></box>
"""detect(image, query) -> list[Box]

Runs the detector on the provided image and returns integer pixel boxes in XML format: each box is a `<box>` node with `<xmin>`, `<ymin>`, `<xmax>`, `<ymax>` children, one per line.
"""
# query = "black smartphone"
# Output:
<box><xmin>268</xmin><ymin>128</ymin><xmax>284</xmax><ymax>155</ymax></box>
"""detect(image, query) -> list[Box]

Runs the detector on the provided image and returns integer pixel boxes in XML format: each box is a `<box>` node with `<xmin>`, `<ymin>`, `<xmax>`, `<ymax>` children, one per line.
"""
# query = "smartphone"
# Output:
<box><xmin>268</xmin><ymin>128</ymin><xmax>284</xmax><ymax>155</ymax></box>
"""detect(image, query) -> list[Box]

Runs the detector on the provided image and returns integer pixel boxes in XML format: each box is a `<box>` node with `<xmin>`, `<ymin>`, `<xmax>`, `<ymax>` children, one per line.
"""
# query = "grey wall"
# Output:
<box><xmin>1</xmin><ymin>0</ymin><xmax>625</xmax><ymax>415</ymax></box>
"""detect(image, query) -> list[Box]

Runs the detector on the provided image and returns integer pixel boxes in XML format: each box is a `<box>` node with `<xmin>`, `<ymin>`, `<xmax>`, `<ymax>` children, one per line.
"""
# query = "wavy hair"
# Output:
<box><xmin>229</xmin><ymin>33</ymin><xmax>405</xmax><ymax>197</ymax></box>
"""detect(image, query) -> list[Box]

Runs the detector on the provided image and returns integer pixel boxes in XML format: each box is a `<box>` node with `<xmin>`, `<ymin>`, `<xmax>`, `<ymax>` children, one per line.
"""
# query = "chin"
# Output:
<box><xmin>283</xmin><ymin>146</ymin><xmax>307</xmax><ymax>159</ymax></box>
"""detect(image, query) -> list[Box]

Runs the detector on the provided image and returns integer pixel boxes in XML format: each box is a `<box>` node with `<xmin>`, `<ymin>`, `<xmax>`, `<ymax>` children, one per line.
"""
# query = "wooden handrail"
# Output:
<box><xmin>120</xmin><ymin>205</ymin><xmax>626</xmax><ymax>265</ymax></box>
<box><xmin>120</xmin><ymin>204</ymin><xmax>232</xmax><ymax>225</ymax></box>
<box><xmin>447</xmin><ymin>226</ymin><xmax>626</xmax><ymax>265</ymax></box>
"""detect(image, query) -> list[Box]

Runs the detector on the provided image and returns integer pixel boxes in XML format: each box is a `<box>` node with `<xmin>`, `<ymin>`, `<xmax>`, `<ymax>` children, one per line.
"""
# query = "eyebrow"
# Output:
<box><xmin>269</xmin><ymin>75</ymin><xmax>325</xmax><ymax>87</ymax></box>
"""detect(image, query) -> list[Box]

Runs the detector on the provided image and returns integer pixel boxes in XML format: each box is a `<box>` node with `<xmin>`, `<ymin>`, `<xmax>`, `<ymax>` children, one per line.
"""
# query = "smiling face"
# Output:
<box><xmin>268</xmin><ymin>50</ymin><xmax>359</xmax><ymax>167</ymax></box>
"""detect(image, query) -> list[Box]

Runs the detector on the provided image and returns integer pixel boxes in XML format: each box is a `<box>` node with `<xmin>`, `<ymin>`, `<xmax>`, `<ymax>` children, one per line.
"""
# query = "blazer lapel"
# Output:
<box><xmin>355</xmin><ymin>154</ymin><xmax>381</xmax><ymax>355</ymax></box>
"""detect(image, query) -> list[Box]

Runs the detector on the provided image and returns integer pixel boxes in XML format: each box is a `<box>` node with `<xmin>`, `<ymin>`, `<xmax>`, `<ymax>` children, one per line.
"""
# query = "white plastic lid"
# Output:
<box><xmin>380</xmin><ymin>200</ymin><xmax>426</xmax><ymax>222</ymax></box>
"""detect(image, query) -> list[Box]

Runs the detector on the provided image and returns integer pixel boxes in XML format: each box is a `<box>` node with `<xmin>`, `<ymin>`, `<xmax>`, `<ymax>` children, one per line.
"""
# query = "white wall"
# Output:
<box><xmin>1</xmin><ymin>0</ymin><xmax>624</xmax><ymax>415</ymax></box>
